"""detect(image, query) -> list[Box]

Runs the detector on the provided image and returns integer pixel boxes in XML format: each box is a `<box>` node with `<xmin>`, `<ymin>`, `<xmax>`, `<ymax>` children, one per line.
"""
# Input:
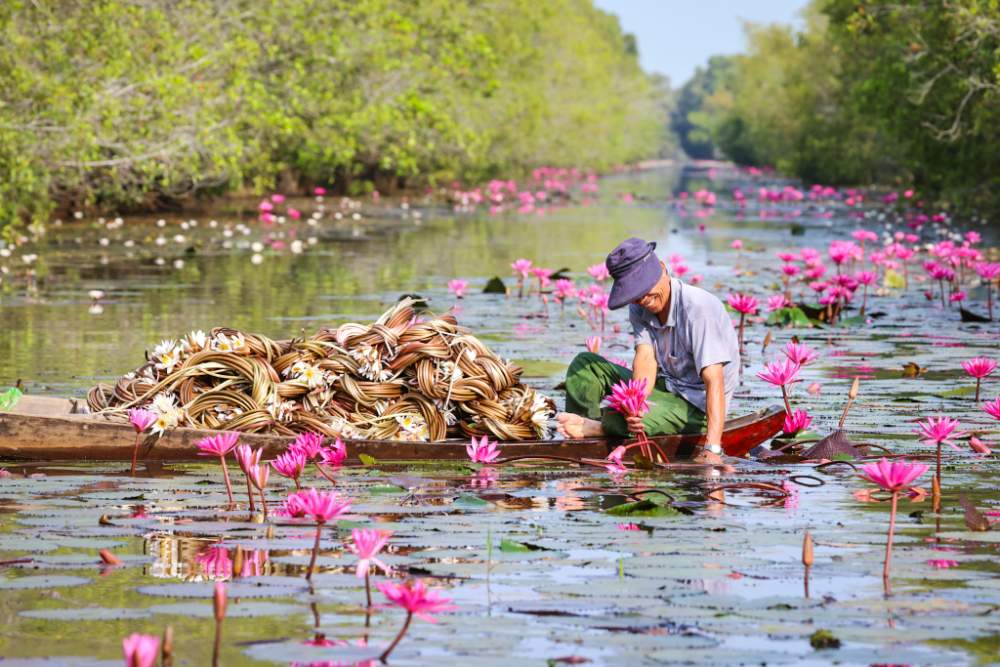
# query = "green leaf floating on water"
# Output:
<box><xmin>606</xmin><ymin>498</ymin><xmax>681</xmax><ymax>518</ymax></box>
<box><xmin>358</xmin><ymin>453</ymin><xmax>378</xmax><ymax>466</ymax></box>
<box><xmin>368</xmin><ymin>484</ymin><xmax>406</xmax><ymax>494</ymax></box>
<box><xmin>499</xmin><ymin>538</ymin><xmax>545</xmax><ymax>552</ymax></box>
<box><xmin>766</xmin><ymin>307</ymin><xmax>816</xmax><ymax>328</ymax></box>
<box><xmin>0</xmin><ymin>387</ymin><xmax>22</xmax><ymax>411</ymax></box>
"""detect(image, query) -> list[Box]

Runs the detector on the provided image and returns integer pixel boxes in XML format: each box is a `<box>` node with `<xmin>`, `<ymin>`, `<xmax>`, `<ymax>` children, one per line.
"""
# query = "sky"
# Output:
<box><xmin>594</xmin><ymin>0</ymin><xmax>809</xmax><ymax>86</ymax></box>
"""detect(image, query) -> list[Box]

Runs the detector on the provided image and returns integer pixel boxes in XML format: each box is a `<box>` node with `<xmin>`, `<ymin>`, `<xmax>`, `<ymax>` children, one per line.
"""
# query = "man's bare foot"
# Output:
<box><xmin>556</xmin><ymin>413</ymin><xmax>604</xmax><ymax>438</ymax></box>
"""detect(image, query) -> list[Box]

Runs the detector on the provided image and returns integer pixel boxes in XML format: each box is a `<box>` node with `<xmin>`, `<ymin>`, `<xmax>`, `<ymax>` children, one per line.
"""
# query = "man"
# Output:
<box><xmin>556</xmin><ymin>238</ymin><xmax>740</xmax><ymax>464</ymax></box>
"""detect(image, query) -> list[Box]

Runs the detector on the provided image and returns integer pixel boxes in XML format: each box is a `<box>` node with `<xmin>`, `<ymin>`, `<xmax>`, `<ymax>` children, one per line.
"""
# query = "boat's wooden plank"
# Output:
<box><xmin>0</xmin><ymin>397</ymin><xmax>784</xmax><ymax>462</ymax></box>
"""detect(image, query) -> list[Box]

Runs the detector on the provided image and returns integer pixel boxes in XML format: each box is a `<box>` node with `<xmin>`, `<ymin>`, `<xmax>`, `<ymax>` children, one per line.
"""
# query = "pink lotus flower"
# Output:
<box><xmin>782</xmin><ymin>409</ymin><xmax>813</xmax><ymax>435</ymax></box>
<box><xmin>982</xmin><ymin>398</ymin><xmax>1000</xmax><ymax>420</ymax></box>
<box><xmin>766</xmin><ymin>294</ymin><xmax>792</xmax><ymax>312</ymax></box>
<box><xmin>313</xmin><ymin>186</ymin><xmax>326</xmax><ymax>196</ymax></box>
<box><xmin>587</xmin><ymin>264</ymin><xmax>611</xmax><ymax>281</ymax></box>
<box><xmin>271</xmin><ymin>194</ymin><xmax>285</xmax><ymax>204</ymax></box>
<box><xmin>122</xmin><ymin>633</ymin><xmax>159</xmax><ymax>667</ymax></box>
<box><xmin>196</xmin><ymin>545</ymin><xmax>232</xmax><ymax>579</ymax></box>
<box><xmin>950</xmin><ymin>291</ymin><xmax>966</xmax><ymax>303</ymax></box>
<box><xmin>928</xmin><ymin>559</ymin><xmax>959</xmax><ymax>569</ymax></box>
<box><xmin>233</xmin><ymin>443</ymin><xmax>262</xmax><ymax>474</ymax></box>
<box><xmin>727</xmin><ymin>293</ymin><xmax>759</xmax><ymax>315</ymax></box>
<box><xmin>730</xmin><ymin>239</ymin><xmax>744</xmax><ymax>250</ymax></box>
<box><xmin>605</xmin><ymin>378</ymin><xmax>650</xmax><ymax>418</ymax></box>
<box><xmin>249</xmin><ymin>463</ymin><xmax>270</xmax><ymax>491</ymax></box>
<box><xmin>916</xmin><ymin>416</ymin><xmax>962</xmax><ymax>450</ymax></box>
<box><xmin>197</xmin><ymin>432</ymin><xmax>240</xmax><ymax>504</ymax></box>
<box><xmin>348</xmin><ymin>528</ymin><xmax>393</xmax><ymax>578</ymax></box>
<box><xmin>271</xmin><ymin>450</ymin><xmax>307</xmax><ymax>488</ymax></box>
<box><xmin>616</xmin><ymin>523</ymin><xmax>640</xmax><ymax>531</ymax></box>
<box><xmin>860</xmin><ymin>458</ymin><xmax>928</xmax><ymax>492</ymax></box>
<box><xmin>447</xmin><ymin>279</ymin><xmax>469</xmax><ymax>298</ymax></box>
<box><xmin>756</xmin><ymin>359</ymin><xmax>801</xmax><ymax>387</ymax></box>
<box><xmin>128</xmin><ymin>408</ymin><xmax>156</xmax><ymax>433</ymax></box>
<box><xmin>511</xmin><ymin>258</ymin><xmax>533</xmax><ymax>278</ymax></box>
<box><xmin>319</xmin><ymin>438</ymin><xmax>347</xmax><ymax>468</ymax></box>
<box><xmin>783</xmin><ymin>342</ymin><xmax>817</xmax><ymax>366</ymax></box>
<box><xmin>604</xmin><ymin>445</ymin><xmax>628</xmax><ymax>474</ymax></box>
<box><xmin>290</xmin><ymin>432</ymin><xmax>325</xmax><ymax>460</ymax></box>
<box><xmin>197</xmin><ymin>432</ymin><xmax>240</xmax><ymax>457</ymax></box>
<box><xmin>285</xmin><ymin>488</ymin><xmax>352</xmax><ymax>524</ymax></box>
<box><xmin>962</xmin><ymin>357</ymin><xmax>996</xmax><ymax>379</ymax></box>
<box><xmin>287</xmin><ymin>207</ymin><xmax>301</xmax><ymax>220</ymax></box>
<box><xmin>807</xmin><ymin>382</ymin><xmax>822</xmax><ymax>395</ymax></box>
<box><xmin>585</xmin><ymin>336</ymin><xmax>601</xmax><ymax>353</ymax></box>
<box><xmin>467</xmin><ymin>435</ymin><xmax>501</xmax><ymax>464</ymax></box>
<box><xmin>377</xmin><ymin>579</ymin><xmax>455</xmax><ymax>623</ymax></box>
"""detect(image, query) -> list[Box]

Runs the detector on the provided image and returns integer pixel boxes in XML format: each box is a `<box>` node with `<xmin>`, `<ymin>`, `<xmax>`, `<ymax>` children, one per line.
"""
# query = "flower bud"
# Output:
<box><xmin>213</xmin><ymin>581</ymin><xmax>227</xmax><ymax>623</ymax></box>
<box><xmin>802</xmin><ymin>530</ymin><xmax>814</xmax><ymax>567</ymax></box>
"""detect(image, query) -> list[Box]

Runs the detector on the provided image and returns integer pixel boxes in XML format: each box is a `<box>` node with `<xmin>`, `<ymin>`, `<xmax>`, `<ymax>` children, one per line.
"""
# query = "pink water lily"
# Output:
<box><xmin>585</xmin><ymin>336</ymin><xmax>602</xmax><ymax>353</ymax></box>
<box><xmin>234</xmin><ymin>444</ymin><xmax>262</xmax><ymax>512</ymax></box>
<box><xmin>605</xmin><ymin>378</ymin><xmax>650</xmax><ymax>419</ymax></box>
<box><xmin>271</xmin><ymin>449</ymin><xmax>307</xmax><ymax>490</ymax></box>
<box><xmin>916</xmin><ymin>415</ymin><xmax>962</xmax><ymax>488</ymax></box>
<box><xmin>757</xmin><ymin>359</ymin><xmax>801</xmax><ymax>414</ymax></box>
<box><xmin>122</xmin><ymin>633</ymin><xmax>159</xmax><ymax>667</ymax></box>
<box><xmin>377</xmin><ymin>579</ymin><xmax>456</xmax><ymax>661</ymax></box>
<box><xmin>197</xmin><ymin>432</ymin><xmax>240</xmax><ymax>504</ymax></box>
<box><xmin>289</xmin><ymin>432</ymin><xmax>325</xmax><ymax>460</ymax></box>
<box><xmin>511</xmin><ymin>259</ymin><xmax>533</xmax><ymax>297</ymax></box>
<box><xmin>248</xmin><ymin>463</ymin><xmax>270</xmax><ymax>518</ymax></box>
<box><xmin>969</xmin><ymin>437</ymin><xmax>992</xmax><ymax>455</ymax></box>
<box><xmin>285</xmin><ymin>488</ymin><xmax>352</xmax><ymax>580</ymax></box>
<box><xmin>961</xmin><ymin>357</ymin><xmax>996</xmax><ymax>402</ymax></box>
<box><xmin>928</xmin><ymin>559</ymin><xmax>960</xmax><ymax>569</ymax></box>
<box><xmin>859</xmin><ymin>458</ymin><xmax>928</xmax><ymax>588</ymax></box>
<box><xmin>466</xmin><ymin>435</ymin><xmax>501</xmax><ymax>464</ymax></box>
<box><xmin>127</xmin><ymin>408</ymin><xmax>157</xmax><ymax>476</ymax></box>
<box><xmin>766</xmin><ymin>294</ymin><xmax>792</xmax><ymax>312</ymax></box>
<box><xmin>587</xmin><ymin>263</ymin><xmax>611</xmax><ymax>281</ymax></box>
<box><xmin>447</xmin><ymin>279</ymin><xmax>469</xmax><ymax>298</ymax></box>
<box><xmin>349</xmin><ymin>528</ymin><xmax>393</xmax><ymax>578</ymax></box>
<box><xmin>726</xmin><ymin>293</ymin><xmax>758</xmax><ymax>315</ymax></box>
<box><xmin>319</xmin><ymin>438</ymin><xmax>348</xmax><ymax>470</ymax></box>
<box><xmin>782</xmin><ymin>342</ymin><xmax>817</xmax><ymax>366</ymax></box>
<box><xmin>983</xmin><ymin>397</ymin><xmax>1000</xmax><ymax>420</ymax></box>
<box><xmin>782</xmin><ymin>409</ymin><xmax>812</xmax><ymax>436</ymax></box>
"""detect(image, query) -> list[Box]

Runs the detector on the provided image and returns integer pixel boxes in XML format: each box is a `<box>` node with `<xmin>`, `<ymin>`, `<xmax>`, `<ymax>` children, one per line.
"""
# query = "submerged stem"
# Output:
<box><xmin>305</xmin><ymin>523</ymin><xmax>322</xmax><ymax>580</ymax></box>
<box><xmin>219</xmin><ymin>456</ymin><xmax>234</xmax><ymax>505</ymax></box>
<box><xmin>245</xmin><ymin>474</ymin><xmax>256</xmax><ymax>512</ymax></box>
<box><xmin>365</xmin><ymin>571</ymin><xmax>373</xmax><ymax>629</ymax></box>
<box><xmin>379</xmin><ymin>611</ymin><xmax>413</xmax><ymax>663</ymax></box>
<box><xmin>883</xmin><ymin>490</ymin><xmax>899</xmax><ymax>591</ymax></box>
<box><xmin>129</xmin><ymin>432</ymin><xmax>142</xmax><ymax>476</ymax></box>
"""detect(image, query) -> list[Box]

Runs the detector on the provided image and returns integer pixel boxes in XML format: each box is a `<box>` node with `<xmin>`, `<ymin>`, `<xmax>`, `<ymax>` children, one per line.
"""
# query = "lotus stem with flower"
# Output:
<box><xmin>249</xmin><ymin>463</ymin><xmax>270</xmax><ymax>518</ymax></box>
<box><xmin>122</xmin><ymin>633</ymin><xmax>159</xmax><ymax>667</ymax></box>
<box><xmin>127</xmin><ymin>408</ymin><xmax>156</xmax><ymax>476</ymax></box>
<box><xmin>756</xmin><ymin>359</ymin><xmax>801</xmax><ymax>416</ymax></box>
<box><xmin>727</xmin><ymin>293</ymin><xmax>758</xmax><ymax>358</ymax></box>
<box><xmin>348</xmin><ymin>528</ymin><xmax>393</xmax><ymax>624</ymax></box>
<box><xmin>212</xmin><ymin>581</ymin><xmax>226</xmax><ymax>667</ymax></box>
<box><xmin>604</xmin><ymin>378</ymin><xmax>669</xmax><ymax>462</ymax></box>
<box><xmin>271</xmin><ymin>449</ymin><xmax>307</xmax><ymax>490</ymax></box>
<box><xmin>233</xmin><ymin>444</ymin><xmax>262</xmax><ymax>512</ymax></box>
<box><xmin>376</xmin><ymin>579</ymin><xmax>455</xmax><ymax>662</ymax></box>
<box><xmin>196</xmin><ymin>432</ymin><xmax>240</xmax><ymax>505</ymax></box>
<box><xmin>961</xmin><ymin>357</ymin><xmax>996</xmax><ymax>403</ymax></box>
<box><xmin>284</xmin><ymin>488</ymin><xmax>352</xmax><ymax>580</ymax></box>
<box><xmin>859</xmin><ymin>458</ymin><xmax>928</xmax><ymax>589</ymax></box>
<box><xmin>466</xmin><ymin>435</ymin><xmax>501</xmax><ymax>464</ymax></box>
<box><xmin>915</xmin><ymin>415</ymin><xmax>962</xmax><ymax>490</ymax></box>
<box><xmin>975</xmin><ymin>262</ymin><xmax>1000</xmax><ymax>320</ymax></box>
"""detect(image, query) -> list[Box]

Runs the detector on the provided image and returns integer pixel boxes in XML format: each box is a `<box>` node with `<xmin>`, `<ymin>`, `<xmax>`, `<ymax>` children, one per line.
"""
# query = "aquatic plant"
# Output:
<box><xmin>983</xmin><ymin>397</ymin><xmax>1000</xmax><ymax>421</ymax></box>
<box><xmin>961</xmin><ymin>357</ymin><xmax>996</xmax><ymax>402</ymax></box>
<box><xmin>466</xmin><ymin>434</ymin><xmax>501</xmax><ymax>463</ymax></box>
<box><xmin>511</xmin><ymin>259</ymin><xmax>532</xmax><ymax>298</ymax></box>
<box><xmin>272</xmin><ymin>450</ymin><xmax>307</xmax><ymax>490</ymax></box>
<box><xmin>756</xmin><ymin>359</ymin><xmax>801</xmax><ymax>415</ymax></box>
<box><xmin>284</xmin><ymin>488</ymin><xmax>352</xmax><ymax>580</ymax></box>
<box><xmin>196</xmin><ymin>432</ymin><xmax>240</xmax><ymax>505</ymax></box>
<box><xmin>726</xmin><ymin>292</ymin><xmax>758</xmax><ymax>355</ymax></box>
<box><xmin>585</xmin><ymin>336</ymin><xmax>601</xmax><ymax>353</ymax></box>
<box><xmin>605</xmin><ymin>378</ymin><xmax>662</xmax><ymax>460</ymax></box>
<box><xmin>248</xmin><ymin>463</ymin><xmax>270</xmax><ymax>518</ymax></box>
<box><xmin>289</xmin><ymin>432</ymin><xmax>325</xmax><ymax>460</ymax></box>
<box><xmin>916</xmin><ymin>416</ymin><xmax>962</xmax><ymax>489</ymax></box>
<box><xmin>376</xmin><ymin>579</ymin><xmax>455</xmax><ymax>662</ymax></box>
<box><xmin>447</xmin><ymin>279</ymin><xmax>469</xmax><ymax>299</ymax></box>
<box><xmin>127</xmin><ymin>408</ymin><xmax>156</xmax><ymax>476</ymax></box>
<box><xmin>782</xmin><ymin>342</ymin><xmax>817</xmax><ymax>366</ymax></box>
<box><xmin>782</xmin><ymin>409</ymin><xmax>812</xmax><ymax>436</ymax></box>
<box><xmin>974</xmin><ymin>262</ymin><xmax>1000</xmax><ymax>320</ymax></box>
<box><xmin>349</xmin><ymin>528</ymin><xmax>393</xmax><ymax>616</ymax></box>
<box><xmin>233</xmin><ymin>444</ymin><xmax>262</xmax><ymax>512</ymax></box>
<box><xmin>859</xmin><ymin>458</ymin><xmax>928</xmax><ymax>587</ymax></box>
<box><xmin>122</xmin><ymin>633</ymin><xmax>159</xmax><ymax>667</ymax></box>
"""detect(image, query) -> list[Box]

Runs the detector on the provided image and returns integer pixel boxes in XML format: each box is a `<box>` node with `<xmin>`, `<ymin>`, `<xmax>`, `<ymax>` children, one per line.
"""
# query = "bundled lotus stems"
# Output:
<box><xmin>87</xmin><ymin>299</ymin><xmax>554</xmax><ymax>443</ymax></box>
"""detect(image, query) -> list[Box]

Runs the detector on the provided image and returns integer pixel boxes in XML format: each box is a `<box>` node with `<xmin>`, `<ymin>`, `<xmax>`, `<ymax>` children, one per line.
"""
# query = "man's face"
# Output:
<box><xmin>633</xmin><ymin>265</ymin><xmax>667</xmax><ymax>312</ymax></box>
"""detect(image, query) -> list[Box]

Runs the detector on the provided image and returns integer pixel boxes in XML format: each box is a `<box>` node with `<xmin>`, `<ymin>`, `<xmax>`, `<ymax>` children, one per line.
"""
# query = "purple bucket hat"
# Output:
<box><xmin>606</xmin><ymin>238</ymin><xmax>662</xmax><ymax>310</ymax></box>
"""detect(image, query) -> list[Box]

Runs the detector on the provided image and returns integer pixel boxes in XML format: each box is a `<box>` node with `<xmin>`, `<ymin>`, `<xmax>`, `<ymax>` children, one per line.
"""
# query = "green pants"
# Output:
<box><xmin>564</xmin><ymin>352</ymin><xmax>707</xmax><ymax>437</ymax></box>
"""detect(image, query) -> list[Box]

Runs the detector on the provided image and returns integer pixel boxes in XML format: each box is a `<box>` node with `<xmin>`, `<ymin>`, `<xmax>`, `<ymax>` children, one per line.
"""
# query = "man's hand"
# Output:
<box><xmin>625</xmin><ymin>414</ymin><xmax>645</xmax><ymax>434</ymax></box>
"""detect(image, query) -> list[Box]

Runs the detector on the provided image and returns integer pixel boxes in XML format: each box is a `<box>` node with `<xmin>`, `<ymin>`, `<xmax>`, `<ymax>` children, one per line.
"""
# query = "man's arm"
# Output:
<box><xmin>697</xmin><ymin>362</ymin><xmax>726</xmax><ymax>462</ymax></box>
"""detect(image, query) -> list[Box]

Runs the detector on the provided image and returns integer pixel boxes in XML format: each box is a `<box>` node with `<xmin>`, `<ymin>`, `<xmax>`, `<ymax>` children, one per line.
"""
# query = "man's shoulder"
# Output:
<box><xmin>679</xmin><ymin>282</ymin><xmax>726</xmax><ymax>316</ymax></box>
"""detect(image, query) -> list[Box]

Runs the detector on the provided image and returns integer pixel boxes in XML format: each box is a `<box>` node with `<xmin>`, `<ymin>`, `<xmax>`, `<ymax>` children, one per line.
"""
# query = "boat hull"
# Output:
<box><xmin>0</xmin><ymin>396</ymin><xmax>785</xmax><ymax>462</ymax></box>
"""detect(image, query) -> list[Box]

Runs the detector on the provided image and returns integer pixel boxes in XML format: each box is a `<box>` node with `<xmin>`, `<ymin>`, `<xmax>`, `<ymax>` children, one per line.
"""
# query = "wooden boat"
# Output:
<box><xmin>0</xmin><ymin>396</ymin><xmax>785</xmax><ymax>462</ymax></box>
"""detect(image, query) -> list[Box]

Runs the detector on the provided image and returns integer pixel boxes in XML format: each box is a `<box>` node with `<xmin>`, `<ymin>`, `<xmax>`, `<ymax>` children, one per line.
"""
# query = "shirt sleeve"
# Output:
<box><xmin>688</xmin><ymin>304</ymin><xmax>736</xmax><ymax>372</ymax></box>
<box><xmin>629</xmin><ymin>305</ymin><xmax>654</xmax><ymax>349</ymax></box>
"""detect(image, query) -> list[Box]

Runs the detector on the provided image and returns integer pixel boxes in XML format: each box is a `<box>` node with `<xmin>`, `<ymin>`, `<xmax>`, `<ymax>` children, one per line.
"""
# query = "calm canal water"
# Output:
<box><xmin>0</xmin><ymin>166</ymin><xmax>997</xmax><ymax>665</ymax></box>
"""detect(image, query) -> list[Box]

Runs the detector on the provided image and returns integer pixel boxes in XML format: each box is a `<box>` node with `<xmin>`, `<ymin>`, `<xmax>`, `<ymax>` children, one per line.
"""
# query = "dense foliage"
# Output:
<box><xmin>683</xmin><ymin>0</ymin><xmax>1000</xmax><ymax>211</ymax></box>
<box><xmin>0</xmin><ymin>0</ymin><xmax>671</xmax><ymax>235</ymax></box>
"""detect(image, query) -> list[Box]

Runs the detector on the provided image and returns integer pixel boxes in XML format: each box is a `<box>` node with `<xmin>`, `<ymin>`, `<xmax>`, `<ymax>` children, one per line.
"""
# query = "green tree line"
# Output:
<box><xmin>673</xmin><ymin>0</ymin><xmax>1000</xmax><ymax>211</ymax></box>
<box><xmin>0</xmin><ymin>0</ymin><xmax>673</xmax><ymax>235</ymax></box>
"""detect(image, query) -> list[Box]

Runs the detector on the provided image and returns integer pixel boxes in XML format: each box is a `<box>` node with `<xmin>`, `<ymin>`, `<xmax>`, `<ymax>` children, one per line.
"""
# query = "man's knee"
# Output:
<box><xmin>568</xmin><ymin>351</ymin><xmax>604</xmax><ymax>375</ymax></box>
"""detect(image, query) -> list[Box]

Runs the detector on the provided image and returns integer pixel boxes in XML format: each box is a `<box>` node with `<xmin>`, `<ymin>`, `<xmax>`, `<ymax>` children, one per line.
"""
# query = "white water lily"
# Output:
<box><xmin>284</xmin><ymin>360</ymin><xmax>308</xmax><ymax>378</ymax></box>
<box><xmin>297</xmin><ymin>364</ymin><xmax>324</xmax><ymax>388</ymax></box>
<box><xmin>153</xmin><ymin>339</ymin><xmax>177</xmax><ymax>357</ymax></box>
<box><xmin>154</xmin><ymin>346</ymin><xmax>182</xmax><ymax>374</ymax></box>
<box><xmin>212</xmin><ymin>332</ymin><xmax>246</xmax><ymax>353</ymax></box>
<box><xmin>186</xmin><ymin>330</ymin><xmax>208</xmax><ymax>350</ymax></box>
